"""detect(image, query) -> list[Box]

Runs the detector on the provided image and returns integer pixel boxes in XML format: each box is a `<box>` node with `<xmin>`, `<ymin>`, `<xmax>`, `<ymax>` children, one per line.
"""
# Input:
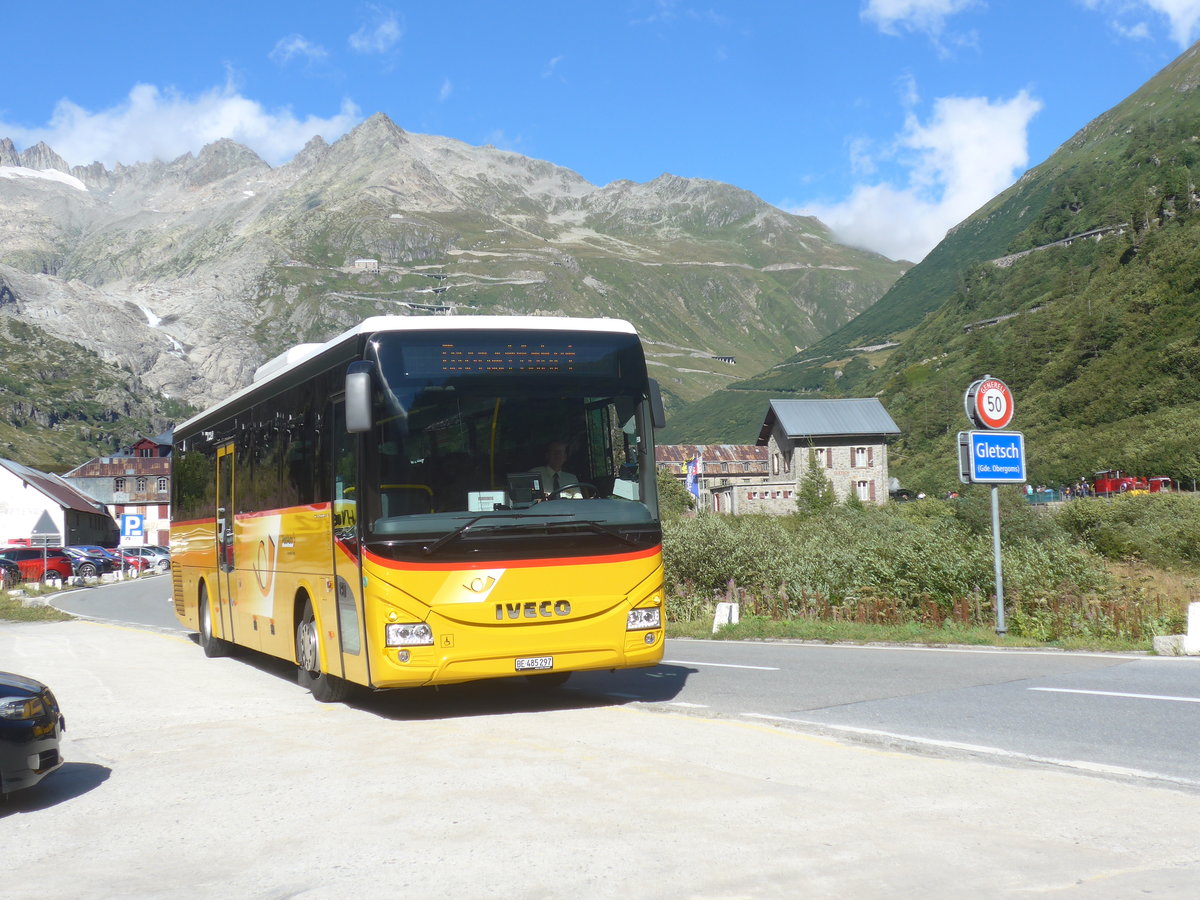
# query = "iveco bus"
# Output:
<box><xmin>171</xmin><ymin>316</ymin><xmax>666</xmax><ymax>701</ymax></box>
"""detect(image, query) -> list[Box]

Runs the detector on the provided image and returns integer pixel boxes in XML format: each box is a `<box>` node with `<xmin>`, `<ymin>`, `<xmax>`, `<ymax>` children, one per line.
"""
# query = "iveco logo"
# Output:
<box><xmin>495</xmin><ymin>600</ymin><xmax>572</xmax><ymax>620</ymax></box>
<box><xmin>465</xmin><ymin>576</ymin><xmax>496</xmax><ymax>593</ymax></box>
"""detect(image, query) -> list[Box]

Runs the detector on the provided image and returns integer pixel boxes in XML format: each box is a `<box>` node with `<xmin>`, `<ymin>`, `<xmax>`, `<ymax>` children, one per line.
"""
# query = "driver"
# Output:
<box><xmin>532</xmin><ymin>440</ymin><xmax>581</xmax><ymax>499</ymax></box>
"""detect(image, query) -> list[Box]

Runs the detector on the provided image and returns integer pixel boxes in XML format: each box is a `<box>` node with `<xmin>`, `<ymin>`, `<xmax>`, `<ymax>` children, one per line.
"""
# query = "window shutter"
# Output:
<box><xmin>868</xmin><ymin>447</ymin><xmax>875</xmax><ymax>467</ymax></box>
<box><xmin>869</xmin><ymin>481</ymin><xmax>876</xmax><ymax>501</ymax></box>
<box><xmin>825</xmin><ymin>448</ymin><xmax>832</xmax><ymax>468</ymax></box>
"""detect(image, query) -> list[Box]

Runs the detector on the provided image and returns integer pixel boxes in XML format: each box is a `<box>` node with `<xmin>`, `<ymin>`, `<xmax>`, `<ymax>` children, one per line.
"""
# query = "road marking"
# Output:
<box><xmin>1030</xmin><ymin>687</ymin><xmax>1200</xmax><ymax>704</ymax></box>
<box><xmin>665</xmin><ymin>659</ymin><xmax>780</xmax><ymax>671</ymax></box>
<box><xmin>740</xmin><ymin>715</ymin><xmax>1200</xmax><ymax>789</ymax></box>
<box><xmin>667</xmin><ymin>701</ymin><xmax>710</xmax><ymax>709</ymax></box>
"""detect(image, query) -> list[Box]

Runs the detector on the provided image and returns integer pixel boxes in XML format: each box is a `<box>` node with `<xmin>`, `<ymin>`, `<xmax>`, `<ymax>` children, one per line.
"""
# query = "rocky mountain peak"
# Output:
<box><xmin>19</xmin><ymin>142</ymin><xmax>70</xmax><ymax>173</ymax></box>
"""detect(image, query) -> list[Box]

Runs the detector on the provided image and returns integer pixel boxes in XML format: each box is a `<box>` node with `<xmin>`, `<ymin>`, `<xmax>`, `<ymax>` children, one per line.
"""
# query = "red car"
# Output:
<box><xmin>0</xmin><ymin>547</ymin><xmax>74</xmax><ymax>583</ymax></box>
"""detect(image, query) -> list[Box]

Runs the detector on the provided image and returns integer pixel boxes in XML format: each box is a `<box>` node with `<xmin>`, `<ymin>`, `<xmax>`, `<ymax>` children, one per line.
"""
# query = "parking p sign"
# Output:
<box><xmin>121</xmin><ymin>513</ymin><xmax>145</xmax><ymax>539</ymax></box>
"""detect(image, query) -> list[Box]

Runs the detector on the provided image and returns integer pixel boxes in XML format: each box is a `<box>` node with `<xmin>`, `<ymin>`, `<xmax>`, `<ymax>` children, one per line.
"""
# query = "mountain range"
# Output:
<box><xmin>0</xmin><ymin>116</ymin><xmax>905</xmax><ymax>470</ymax></box>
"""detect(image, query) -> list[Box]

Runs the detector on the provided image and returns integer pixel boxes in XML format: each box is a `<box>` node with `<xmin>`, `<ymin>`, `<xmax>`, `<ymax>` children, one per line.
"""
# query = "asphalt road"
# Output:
<box><xmin>48</xmin><ymin>575</ymin><xmax>1200</xmax><ymax>789</ymax></box>
<box><xmin>3</xmin><ymin>615</ymin><xmax>1200</xmax><ymax>899</ymax></box>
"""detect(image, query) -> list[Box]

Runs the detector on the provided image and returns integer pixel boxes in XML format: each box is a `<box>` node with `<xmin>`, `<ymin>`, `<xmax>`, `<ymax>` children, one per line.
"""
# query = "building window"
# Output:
<box><xmin>854</xmin><ymin>447</ymin><xmax>867</xmax><ymax>468</ymax></box>
<box><xmin>784</xmin><ymin>490</ymin><xmax>791</xmax><ymax>499</ymax></box>
<box><xmin>138</xmin><ymin>447</ymin><xmax>153</xmax><ymax>457</ymax></box>
<box><xmin>857</xmin><ymin>481</ymin><xmax>872</xmax><ymax>501</ymax></box>
<box><xmin>114</xmin><ymin>477</ymin><xmax>125</xmax><ymax>492</ymax></box>
<box><xmin>157</xmin><ymin>477</ymin><xmax>168</xmax><ymax>492</ymax></box>
<box><xmin>136</xmin><ymin>476</ymin><xmax>147</xmax><ymax>492</ymax></box>
<box><xmin>771</xmin><ymin>454</ymin><xmax>779</xmax><ymax>475</ymax></box>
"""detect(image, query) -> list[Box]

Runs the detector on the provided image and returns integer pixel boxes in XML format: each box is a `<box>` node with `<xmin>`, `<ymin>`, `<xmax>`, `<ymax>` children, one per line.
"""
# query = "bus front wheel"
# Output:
<box><xmin>198</xmin><ymin>585</ymin><xmax>234</xmax><ymax>658</ymax></box>
<box><xmin>296</xmin><ymin>598</ymin><xmax>352</xmax><ymax>703</ymax></box>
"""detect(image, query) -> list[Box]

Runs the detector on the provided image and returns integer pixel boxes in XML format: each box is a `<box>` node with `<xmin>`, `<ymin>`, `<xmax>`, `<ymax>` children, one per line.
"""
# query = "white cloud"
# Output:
<box><xmin>438</xmin><ymin>79</ymin><xmax>453</xmax><ymax>102</ymax></box>
<box><xmin>0</xmin><ymin>82</ymin><xmax>361</xmax><ymax>168</ymax></box>
<box><xmin>1146</xmin><ymin>0</ymin><xmax>1200</xmax><ymax>44</ymax></box>
<box><xmin>269</xmin><ymin>34</ymin><xmax>328</xmax><ymax>65</ymax></box>
<box><xmin>1081</xmin><ymin>0</ymin><xmax>1200</xmax><ymax>46</ymax></box>
<box><xmin>861</xmin><ymin>0</ymin><xmax>978</xmax><ymax>35</ymax></box>
<box><xmin>349</xmin><ymin>7</ymin><xmax>403</xmax><ymax>54</ymax></box>
<box><xmin>799</xmin><ymin>90</ymin><xmax>1042</xmax><ymax>262</ymax></box>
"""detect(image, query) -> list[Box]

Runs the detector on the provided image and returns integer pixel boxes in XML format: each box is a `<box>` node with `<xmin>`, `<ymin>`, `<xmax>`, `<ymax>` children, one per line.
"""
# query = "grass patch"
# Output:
<box><xmin>666</xmin><ymin>617</ymin><xmax>1159</xmax><ymax>652</ymax></box>
<box><xmin>1</xmin><ymin>586</ymin><xmax>74</xmax><ymax>623</ymax></box>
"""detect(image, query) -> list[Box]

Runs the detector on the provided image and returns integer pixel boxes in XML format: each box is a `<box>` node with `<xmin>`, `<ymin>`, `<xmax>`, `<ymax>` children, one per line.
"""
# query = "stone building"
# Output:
<box><xmin>755</xmin><ymin>399</ymin><xmax>900</xmax><ymax>510</ymax></box>
<box><xmin>655</xmin><ymin>445</ymin><xmax>769</xmax><ymax>512</ymax></box>
<box><xmin>61</xmin><ymin>432</ymin><xmax>173</xmax><ymax>547</ymax></box>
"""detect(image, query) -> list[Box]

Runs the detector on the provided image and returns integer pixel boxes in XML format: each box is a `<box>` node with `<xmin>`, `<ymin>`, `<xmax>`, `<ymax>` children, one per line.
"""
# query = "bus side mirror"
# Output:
<box><xmin>648</xmin><ymin>379</ymin><xmax>666</xmax><ymax>430</ymax></box>
<box><xmin>346</xmin><ymin>362</ymin><xmax>374</xmax><ymax>433</ymax></box>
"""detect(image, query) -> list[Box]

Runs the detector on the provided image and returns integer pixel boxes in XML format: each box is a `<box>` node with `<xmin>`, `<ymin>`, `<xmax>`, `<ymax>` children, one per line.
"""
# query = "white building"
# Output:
<box><xmin>0</xmin><ymin>458</ymin><xmax>118</xmax><ymax>547</ymax></box>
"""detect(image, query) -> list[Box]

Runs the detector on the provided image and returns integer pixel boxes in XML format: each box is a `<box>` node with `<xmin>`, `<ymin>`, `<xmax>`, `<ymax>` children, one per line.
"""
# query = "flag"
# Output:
<box><xmin>685</xmin><ymin>455</ymin><xmax>699</xmax><ymax>498</ymax></box>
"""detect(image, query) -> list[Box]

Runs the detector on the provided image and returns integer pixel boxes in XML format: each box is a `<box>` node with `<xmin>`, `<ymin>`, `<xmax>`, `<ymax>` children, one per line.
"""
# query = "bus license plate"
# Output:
<box><xmin>515</xmin><ymin>656</ymin><xmax>554</xmax><ymax>672</ymax></box>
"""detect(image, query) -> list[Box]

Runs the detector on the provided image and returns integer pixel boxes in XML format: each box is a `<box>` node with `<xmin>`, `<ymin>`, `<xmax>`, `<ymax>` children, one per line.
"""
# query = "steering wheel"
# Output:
<box><xmin>549</xmin><ymin>482</ymin><xmax>599</xmax><ymax>499</ymax></box>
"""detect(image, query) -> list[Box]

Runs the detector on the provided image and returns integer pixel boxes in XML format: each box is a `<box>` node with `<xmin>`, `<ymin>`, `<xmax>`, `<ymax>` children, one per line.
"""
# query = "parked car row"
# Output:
<box><xmin>0</xmin><ymin>544</ymin><xmax>171</xmax><ymax>585</ymax></box>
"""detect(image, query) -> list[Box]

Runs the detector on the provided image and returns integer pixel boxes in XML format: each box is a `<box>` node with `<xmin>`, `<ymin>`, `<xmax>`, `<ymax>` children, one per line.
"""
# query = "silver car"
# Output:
<box><xmin>124</xmin><ymin>546</ymin><xmax>170</xmax><ymax>572</ymax></box>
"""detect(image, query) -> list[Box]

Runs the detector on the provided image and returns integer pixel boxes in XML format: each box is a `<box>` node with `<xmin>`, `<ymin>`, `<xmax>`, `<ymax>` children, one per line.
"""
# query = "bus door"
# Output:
<box><xmin>214</xmin><ymin>443</ymin><xmax>237</xmax><ymax>644</ymax></box>
<box><xmin>328</xmin><ymin>399</ymin><xmax>369</xmax><ymax>686</ymax></box>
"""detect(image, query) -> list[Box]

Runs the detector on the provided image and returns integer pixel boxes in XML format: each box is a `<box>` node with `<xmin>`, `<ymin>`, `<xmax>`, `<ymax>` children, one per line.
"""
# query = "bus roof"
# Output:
<box><xmin>176</xmin><ymin>315</ymin><xmax>639</xmax><ymax>436</ymax></box>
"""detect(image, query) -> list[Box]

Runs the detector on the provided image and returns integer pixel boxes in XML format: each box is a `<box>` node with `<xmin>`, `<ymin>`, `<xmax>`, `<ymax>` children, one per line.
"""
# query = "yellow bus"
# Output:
<box><xmin>171</xmin><ymin>316</ymin><xmax>666</xmax><ymax>701</ymax></box>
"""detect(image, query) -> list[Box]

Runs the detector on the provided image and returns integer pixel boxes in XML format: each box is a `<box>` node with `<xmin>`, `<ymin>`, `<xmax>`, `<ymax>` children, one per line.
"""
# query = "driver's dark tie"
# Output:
<box><xmin>553</xmin><ymin>473</ymin><xmax>560</xmax><ymax>492</ymax></box>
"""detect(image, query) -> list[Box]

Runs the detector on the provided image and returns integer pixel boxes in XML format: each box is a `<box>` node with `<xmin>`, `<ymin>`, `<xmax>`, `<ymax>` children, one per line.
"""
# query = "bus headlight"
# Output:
<box><xmin>626</xmin><ymin>608</ymin><xmax>661</xmax><ymax>631</ymax></box>
<box><xmin>385</xmin><ymin>623</ymin><xmax>434</xmax><ymax>647</ymax></box>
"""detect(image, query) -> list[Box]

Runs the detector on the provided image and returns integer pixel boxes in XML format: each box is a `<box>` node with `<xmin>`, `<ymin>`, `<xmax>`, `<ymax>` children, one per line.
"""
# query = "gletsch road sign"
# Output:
<box><xmin>964</xmin><ymin>376</ymin><xmax>1014</xmax><ymax>430</ymax></box>
<box><xmin>958</xmin><ymin>431</ymin><xmax>1027</xmax><ymax>484</ymax></box>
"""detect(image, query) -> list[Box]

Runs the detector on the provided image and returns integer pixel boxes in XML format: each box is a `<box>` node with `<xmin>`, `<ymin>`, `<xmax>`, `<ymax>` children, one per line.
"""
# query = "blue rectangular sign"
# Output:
<box><xmin>121</xmin><ymin>513</ymin><xmax>145</xmax><ymax>538</ymax></box>
<box><xmin>959</xmin><ymin>431</ymin><xmax>1026</xmax><ymax>484</ymax></box>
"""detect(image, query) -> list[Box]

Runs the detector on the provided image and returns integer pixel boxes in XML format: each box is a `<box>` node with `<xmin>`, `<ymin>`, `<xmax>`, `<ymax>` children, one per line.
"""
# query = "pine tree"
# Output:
<box><xmin>795</xmin><ymin>448</ymin><xmax>836</xmax><ymax>518</ymax></box>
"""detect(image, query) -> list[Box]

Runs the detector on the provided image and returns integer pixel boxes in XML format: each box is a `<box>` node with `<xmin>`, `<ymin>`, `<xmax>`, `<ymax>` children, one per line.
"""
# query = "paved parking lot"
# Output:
<box><xmin>2</xmin><ymin>620</ymin><xmax>1199</xmax><ymax>899</ymax></box>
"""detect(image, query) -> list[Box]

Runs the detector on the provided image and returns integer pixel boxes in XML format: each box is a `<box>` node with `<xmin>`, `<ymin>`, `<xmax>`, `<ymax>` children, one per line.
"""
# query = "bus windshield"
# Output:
<box><xmin>358</xmin><ymin>329</ymin><xmax>660</xmax><ymax>561</ymax></box>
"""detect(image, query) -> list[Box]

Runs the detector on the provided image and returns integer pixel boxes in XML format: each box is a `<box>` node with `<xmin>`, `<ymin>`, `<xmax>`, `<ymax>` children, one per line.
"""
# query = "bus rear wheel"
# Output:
<box><xmin>198</xmin><ymin>585</ymin><xmax>233</xmax><ymax>658</ymax></box>
<box><xmin>296</xmin><ymin>598</ymin><xmax>352</xmax><ymax>703</ymax></box>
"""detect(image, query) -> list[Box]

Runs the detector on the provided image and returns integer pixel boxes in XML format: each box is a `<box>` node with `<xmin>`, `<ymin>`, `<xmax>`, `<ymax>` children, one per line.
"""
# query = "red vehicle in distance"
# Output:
<box><xmin>1092</xmin><ymin>470</ymin><xmax>1174</xmax><ymax>496</ymax></box>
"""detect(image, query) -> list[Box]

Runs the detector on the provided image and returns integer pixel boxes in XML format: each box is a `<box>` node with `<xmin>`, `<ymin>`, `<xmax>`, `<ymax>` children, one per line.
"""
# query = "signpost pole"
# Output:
<box><xmin>991</xmin><ymin>486</ymin><xmax>1006</xmax><ymax>635</ymax></box>
<box><xmin>962</xmin><ymin>376</ymin><xmax>1022</xmax><ymax>638</ymax></box>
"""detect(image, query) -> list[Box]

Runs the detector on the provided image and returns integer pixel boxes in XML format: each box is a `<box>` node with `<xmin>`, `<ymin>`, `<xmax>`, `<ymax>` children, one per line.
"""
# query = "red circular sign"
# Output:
<box><xmin>966</xmin><ymin>377</ymin><xmax>1014</xmax><ymax>429</ymax></box>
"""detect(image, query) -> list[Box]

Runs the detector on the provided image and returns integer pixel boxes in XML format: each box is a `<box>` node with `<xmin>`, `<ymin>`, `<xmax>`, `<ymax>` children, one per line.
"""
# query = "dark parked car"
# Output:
<box><xmin>0</xmin><ymin>671</ymin><xmax>65</xmax><ymax>797</ymax></box>
<box><xmin>63</xmin><ymin>547</ymin><xmax>116</xmax><ymax>578</ymax></box>
<box><xmin>0</xmin><ymin>547</ymin><xmax>75</xmax><ymax>583</ymax></box>
<box><xmin>72</xmin><ymin>545</ymin><xmax>149</xmax><ymax>574</ymax></box>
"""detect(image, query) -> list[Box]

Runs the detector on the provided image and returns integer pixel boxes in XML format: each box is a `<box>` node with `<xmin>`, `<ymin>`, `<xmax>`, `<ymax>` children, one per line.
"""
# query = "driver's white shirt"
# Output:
<box><xmin>531</xmin><ymin>466</ymin><xmax>581</xmax><ymax>498</ymax></box>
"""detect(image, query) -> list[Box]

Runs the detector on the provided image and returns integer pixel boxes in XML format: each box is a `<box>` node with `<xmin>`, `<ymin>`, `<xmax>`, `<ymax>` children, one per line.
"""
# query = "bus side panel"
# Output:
<box><xmin>171</xmin><ymin>518</ymin><xmax>219</xmax><ymax>634</ymax></box>
<box><xmin>360</xmin><ymin>548</ymin><xmax>665</xmax><ymax>688</ymax></box>
<box><xmin>226</xmin><ymin>503</ymin><xmax>341</xmax><ymax>666</ymax></box>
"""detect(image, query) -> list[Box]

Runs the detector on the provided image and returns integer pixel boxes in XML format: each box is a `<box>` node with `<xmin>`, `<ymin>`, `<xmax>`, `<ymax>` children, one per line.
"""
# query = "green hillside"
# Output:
<box><xmin>664</xmin><ymin>43</ymin><xmax>1200</xmax><ymax>493</ymax></box>
<box><xmin>0</xmin><ymin>318</ymin><xmax>188</xmax><ymax>472</ymax></box>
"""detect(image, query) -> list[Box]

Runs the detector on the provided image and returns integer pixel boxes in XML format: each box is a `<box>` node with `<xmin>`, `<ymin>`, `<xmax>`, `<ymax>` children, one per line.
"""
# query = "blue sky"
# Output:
<box><xmin>3</xmin><ymin>1</ymin><xmax>1199</xmax><ymax>261</ymax></box>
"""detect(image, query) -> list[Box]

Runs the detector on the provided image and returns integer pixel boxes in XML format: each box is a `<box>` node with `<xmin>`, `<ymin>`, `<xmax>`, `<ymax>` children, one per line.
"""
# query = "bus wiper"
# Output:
<box><xmin>422</xmin><ymin>513</ymin><xmax>573</xmax><ymax>555</ymax></box>
<box><xmin>422</xmin><ymin>516</ymin><xmax>493</xmax><ymax>556</ymax></box>
<box><xmin>542</xmin><ymin>519</ymin><xmax>642</xmax><ymax>547</ymax></box>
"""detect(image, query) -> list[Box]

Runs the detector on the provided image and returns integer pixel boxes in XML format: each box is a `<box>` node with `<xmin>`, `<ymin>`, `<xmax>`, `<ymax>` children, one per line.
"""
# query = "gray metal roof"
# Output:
<box><xmin>758</xmin><ymin>399</ymin><xmax>900</xmax><ymax>443</ymax></box>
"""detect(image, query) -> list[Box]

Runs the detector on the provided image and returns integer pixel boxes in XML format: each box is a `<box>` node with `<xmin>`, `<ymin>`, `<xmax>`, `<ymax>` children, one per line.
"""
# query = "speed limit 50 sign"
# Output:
<box><xmin>964</xmin><ymin>376</ymin><xmax>1014</xmax><ymax>430</ymax></box>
